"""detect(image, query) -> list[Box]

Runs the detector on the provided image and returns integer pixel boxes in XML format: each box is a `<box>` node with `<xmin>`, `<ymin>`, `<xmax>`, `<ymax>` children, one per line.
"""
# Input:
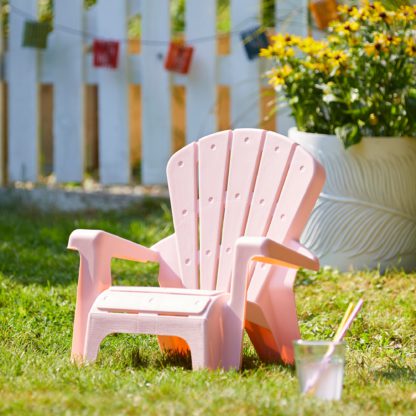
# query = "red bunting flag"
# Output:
<box><xmin>164</xmin><ymin>42</ymin><xmax>194</xmax><ymax>74</ymax></box>
<box><xmin>93</xmin><ymin>39</ymin><xmax>120</xmax><ymax>69</ymax></box>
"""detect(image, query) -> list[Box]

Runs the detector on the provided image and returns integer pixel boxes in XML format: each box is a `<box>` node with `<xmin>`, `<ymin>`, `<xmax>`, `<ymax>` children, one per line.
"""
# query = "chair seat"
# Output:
<box><xmin>95</xmin><ymin>286</ymin><xmax>227</xmax><ymax>316</ymax></box>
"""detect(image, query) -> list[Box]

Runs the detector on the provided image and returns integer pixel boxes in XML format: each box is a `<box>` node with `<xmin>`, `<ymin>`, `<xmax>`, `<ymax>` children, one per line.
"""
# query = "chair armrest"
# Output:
<box><xmin>250</xmin><ymin>237</ymin><xmax>319</xmax><ymax>271</ymax></box>
<box><xmin>228</xmin><ymin>236</ymin><xmax>319</xmax><ymax>319</ymax></box>
<box><xmin>68</xmin><ymin>229</ymin><xmax>158</xmax><ymax>360</ymax></box>
<box><xmin>68</xmin><ymin>229</ymin><xmax>159</xmax><ymax>263</ymax></box>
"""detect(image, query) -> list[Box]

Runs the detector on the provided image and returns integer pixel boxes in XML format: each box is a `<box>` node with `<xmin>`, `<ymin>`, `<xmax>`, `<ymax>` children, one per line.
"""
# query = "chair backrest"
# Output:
<box><xmin>166</xmin><ymin>129</ymin><xmax>325</xmax><ymax>292</ymax></box>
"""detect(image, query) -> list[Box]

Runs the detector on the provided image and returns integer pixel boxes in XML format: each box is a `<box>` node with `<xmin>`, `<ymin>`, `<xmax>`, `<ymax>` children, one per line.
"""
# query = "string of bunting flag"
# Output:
<box><xmin>10</xmin><ymin>3</ymin><xmax>319</xmax><ymax>73</ymax></box>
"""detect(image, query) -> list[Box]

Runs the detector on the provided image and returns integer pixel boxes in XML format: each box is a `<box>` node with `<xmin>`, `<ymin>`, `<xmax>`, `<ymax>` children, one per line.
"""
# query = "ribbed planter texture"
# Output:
<box><xmin>289</xmin><ymin>127</ymin><xmax>416</xmax><ymax>272</ymax></box>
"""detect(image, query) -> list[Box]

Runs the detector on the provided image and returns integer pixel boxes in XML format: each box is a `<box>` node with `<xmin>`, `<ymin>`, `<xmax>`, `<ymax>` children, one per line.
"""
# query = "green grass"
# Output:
<box><xmin>0</xmin><ymin>202</ymin><xmax>415</xmax><ymax>415</ymax></box>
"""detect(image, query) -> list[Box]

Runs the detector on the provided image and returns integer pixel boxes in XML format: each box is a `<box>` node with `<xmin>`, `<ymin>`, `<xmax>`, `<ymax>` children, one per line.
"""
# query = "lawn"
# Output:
<box><xmin>0</xmin><ymin>201</ymin><xmax>415</xmax><ymax>415</ymax></box>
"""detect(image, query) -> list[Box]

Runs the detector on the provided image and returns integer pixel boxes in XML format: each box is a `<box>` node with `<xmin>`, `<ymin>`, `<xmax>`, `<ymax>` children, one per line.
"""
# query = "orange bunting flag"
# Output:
<box><xmin>164</xmin><ymin>42</ymin><xmax>194</xmax><ymax>74</ymax></box>
<box><xmin>309</xmin><ymin>0</ymin><xmax>339</xmax><ymax>30</ymax></box>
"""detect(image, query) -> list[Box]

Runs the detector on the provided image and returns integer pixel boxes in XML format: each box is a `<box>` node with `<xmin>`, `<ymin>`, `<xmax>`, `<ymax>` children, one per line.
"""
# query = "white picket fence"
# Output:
<box><xmin>1</xmin><ymin>0</ymin><xmax>309</xmax><ymax>186</ymax></box>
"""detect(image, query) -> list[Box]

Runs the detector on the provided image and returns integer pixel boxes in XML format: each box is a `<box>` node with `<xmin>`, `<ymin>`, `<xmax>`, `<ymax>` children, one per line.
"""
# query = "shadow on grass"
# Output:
<box><xmin>129</xmin><ymin>345</ymin><xmax>293</xmax><ymax>374</ymax></box>
<box><xmin>130</xmin><ymin>347</ymin><xmax>193</xmax><ymax>370</ymax></box>
<box><xmin>375</xmin><ymin>363</ymin><xmax>416</xmax><ymax>383</ymax></box>
<box><xmin>242</xmin><ymin>355</ymin><xmax>295</xmax><ymax>378</ymax></box>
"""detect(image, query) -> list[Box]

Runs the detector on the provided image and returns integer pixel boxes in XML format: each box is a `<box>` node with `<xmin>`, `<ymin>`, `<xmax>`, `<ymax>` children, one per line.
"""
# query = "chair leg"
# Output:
<box><xmin>186</xmin><ymin>320</ymin><xmax>225</xmax><ymax>370</ymax></box>
<box><xmin>188</xmin><ymin>340</ymin><xmax>210</xmax><ymax>370</ymax></box>
<box><xmin>186</xmin><ymin>312</ymin><xmax>243</xmax><ymax>370</ymax></box>
<box><xmin>245</xmin><ymin>320</ymin><xmax>280</xmax><ymax>363</ymax></box>
<box><xmin>71</xmin><ymin>256</ymin><xmax>111</xmax><ymax>362</ymax></box>
<box><xmin>248</xmin><ymin>277</ymin><xmax>300</xmax><ymax>365</ymax></box>
<box><xmin>220</xmin><ymin>314</ymin><xmax>244</xmax><ymax>370</ymax></box>
<box><xmin>267</xmin><ymin>287</ymin><xmax>300</xmax><ymax>365</ymax></box>
<box><xmin>83</xmin><ymin>317</ymin><xmax>111</xmax><ymax>363</ymax></box>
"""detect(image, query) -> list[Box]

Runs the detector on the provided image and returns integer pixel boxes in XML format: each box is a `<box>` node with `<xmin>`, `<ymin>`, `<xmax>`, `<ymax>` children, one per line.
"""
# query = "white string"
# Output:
<box><xmin>9</xmin><ymin>3</ymin><xmax>307</xmax><ymax>46</ymax></box>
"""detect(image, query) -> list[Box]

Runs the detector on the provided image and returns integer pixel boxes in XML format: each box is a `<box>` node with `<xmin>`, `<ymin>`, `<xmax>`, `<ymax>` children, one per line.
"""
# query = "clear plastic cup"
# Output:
<box><xmin>293</xmin><ymin>340</ymin><xmax>346</xmax><ymax>400</ymax></box>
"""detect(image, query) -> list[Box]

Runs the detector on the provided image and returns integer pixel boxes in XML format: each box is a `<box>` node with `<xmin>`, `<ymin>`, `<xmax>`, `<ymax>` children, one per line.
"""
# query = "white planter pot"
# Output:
<box><xmin>289</xmin><ymin>127</ymin><xmax>416</xmax><ymax>272</ymax></box>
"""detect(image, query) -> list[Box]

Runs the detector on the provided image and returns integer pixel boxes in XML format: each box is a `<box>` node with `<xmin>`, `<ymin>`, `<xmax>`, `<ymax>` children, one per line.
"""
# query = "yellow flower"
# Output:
<box><xmin>326</xmin><ymin>50</ymin><xmax>348</xmax><ymax>71</ymax></box>
<box><xmin>405</xmin><ymin>38</ymin><xmax>416</xmax><ymax>57</ymax></box>
<box><xmin>366</xmin><ymin>1</ymin><xmax>386</xmax><ymax>13</ymax></box>
<box><xmin>384</xmin><ymin>34</ymin><xmax>401</xmax><ymax>47</ymax></box>
<box><xmin>337</xmin><ymin>4</ymin><xmax>367</xmax><ymax>20</ymax></box>
<box><xmin>272</xmin><ymin>44</ymin><xmax>294</xmax><ymax>58</ymax></box>
<box><xmin>268</xmin><ymin>64</ymin><xmax>293</xmax><ymax>88</ymax></box>
<box><xmin>335</xmin><ymin>20</ymin><xmax>360</xmax><ymax>35</ymax></box>
<box><xmin>350</xmin><ymin>6</ymin><xmax>368</xmax><ymax>21</ymax></box>
<box><xmin>327</xmin><ymin>54</ymin><xmax>347</xmax><ymax>75</ymax></box>
<box><xmin>363</xmin><ymin>32</ymin><xmax>393</xmax><ymax>56</ymax></box>
<box><xmin>283</xmin><ymin>34</ymin><xmax>301</xmax><ymax>46</ymax></box>
<box><xmin>259</xmin><ymin>43</ymin><xmax>294</xmax><ymax>59</ymax></box>
<box><xmin>364</xmin><ymin>41</ymin><xmax>384</xmax><ymax>56</ymax></box>
<box><xmin>364</xmin><ymin>43</ymin><xmax>374</xmax><ymax>56</ymax></box>
<box><xmin>259</xmin><ymin>47</ymin><xmax>273</xmax><ymax>58</ymax></box>
<box><xmin>282</xmin><ymin>46</ymin><xmax>295</xmax><ymax>57</ymax></box>
<box><xmin>270</xmin><ymin>34</ymin><xmax>286</xmax><ymax>47</ymax></box>
<box><xmin>270</xmin><ymin>75</ymin><xmax>285</xmax><ymax>87</ymax></box>
<box><xmin>280</xmin><ymin>64</ymin><xmax>293</xmax><ymax>77</ymax></box>
<box><xmin>302</xmin><ymin>61</ymin><xmax>327</xmax><ymax>72</ymax></box>
<box><xmin>327</xmin><ymin>35</ymin><xmax>341</xmax><ymax>45</ymax></box>
<box><xmin>373</xmin><ymin>33</ymin><xmax>386</xmax><ymax>45</ymax></box>
<box><xmin>261</xmin><ymin>33</ymin><xmax>300</xmax><ymax>59</ymax></box>
<box><xmin>337</xmin><ymin>5</ymin><xmax>351</xmax><ymax>15</ymax></box>
<box><xmin>397</xmin><ymin>5</ymin><xmax>416</xmax><ymax>22</ymax></box>
<box><xmin>348</xmin><ymin>36</ymin><xmax>360</xmax><ymax>47</ymax></box>
<box><xmin>298</xmin><ymin>37</ymin><xmax>328</xmax><ymax>55</ymax></box>
<box><xmin>349</xmin><ymin>21</ymin><xmax>359</xmax><ymax>31</ymax></box>
<box><xmin>366</xmin><ymin>2</ymin><xmax>394</xmax><ymax>24</ymax></box>
<box><xmin>271</xmin><ymin>33</ymin><xmax>301</xmax><ymax>46</ymax></box>
<box><xmin>357</xmin><ymin>33</ymin><xmax>399</xmax><ymax>55</ymax></box>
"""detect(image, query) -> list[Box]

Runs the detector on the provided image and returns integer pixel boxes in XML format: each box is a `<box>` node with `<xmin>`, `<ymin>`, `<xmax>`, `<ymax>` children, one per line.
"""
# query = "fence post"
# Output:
<box><xmin>230</xmin><ymin>0</ymin><xmax>260</xmax><ymax>129</ymax></box>
<box><xmin>53</xmin><ymin>0</ymin><xmax>84</xmax><ymax>183</ymax></box>
<box><xmin>96</xmin><ymin>0</ymin><xmax>130</xmax><ymax>184</ymax></box>
<box><xmin>185</xmin><ymin>0</ymin><xmax>217</xmax><ymax>143</ymax></box>
<box><xmin>141</xmin><ymin>0</ymin><xmax>171</xmax><ymax>184</ymax></box>
<box><xmin>8</xmin><ymin>0</ymin><xmax>40</xmax><ymax>182</ymax></box>
<box><xmin>275</xmin><ymin>0</ymin><xmax>308</xmax><ymax>135</ymax></box>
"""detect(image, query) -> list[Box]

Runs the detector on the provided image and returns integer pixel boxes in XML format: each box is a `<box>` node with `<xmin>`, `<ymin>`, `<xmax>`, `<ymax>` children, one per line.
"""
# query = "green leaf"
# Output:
<box><xmin>335</xmin><ymin>124</ymin><xmax>362</xmax><ymax>148</ymax></box>
<box><xmin>405</xmin><ymin>89</ymin><xmax>416</xmax><ymax>131</ymax></box>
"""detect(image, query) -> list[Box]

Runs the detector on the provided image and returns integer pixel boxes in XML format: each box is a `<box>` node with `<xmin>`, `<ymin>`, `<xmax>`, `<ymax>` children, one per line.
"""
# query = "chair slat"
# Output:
<box><xmin>216</xmin><ymin>129</ymin><xmax>266</xmax><ymax>291</ymax></box>
<box><xmin>198</xmin><ymin>131</ymin><xmax>232</xmax><ymax>290</ymax></box>
<box><xmin>246</xmin><ymin>145</ymin><xmax>324</xmax><ymax>354</ymax></box>
<box><xmin>243</xmin><ymin>132</ymin><xmax>297</xmax><ymax>295</ymax></box>
<box><xmin>167</xmin><ymin>142</ymin><xmax>199</xmax><ymax>288</ymax></box>
<box><xmin>268</xmin><ymin>145</ymin><xmax>322</xmax><ymax>243</ymax></box>
<box><xmin>245</xmin><ymin>131</ymin><xmax>296</xmax><ymax>237</ymax></box>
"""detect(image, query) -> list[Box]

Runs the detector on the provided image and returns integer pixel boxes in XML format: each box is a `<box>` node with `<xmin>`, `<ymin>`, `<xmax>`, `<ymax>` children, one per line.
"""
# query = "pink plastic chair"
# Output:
<box><xmin>69</xmin><ymin>129</ymin><xmax>325</xmax><ymax>370</ymax></box>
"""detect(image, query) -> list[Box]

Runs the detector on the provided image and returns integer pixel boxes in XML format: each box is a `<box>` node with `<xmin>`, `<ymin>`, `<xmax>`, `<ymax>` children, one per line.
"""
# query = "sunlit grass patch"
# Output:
<box><xmin>0</xmin><ymin>204</ymin><xmax>414</xmax><ymax>415</ymax></box>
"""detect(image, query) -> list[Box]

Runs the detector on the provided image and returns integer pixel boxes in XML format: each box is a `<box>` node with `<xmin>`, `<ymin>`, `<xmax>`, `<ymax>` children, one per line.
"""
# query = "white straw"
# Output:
<box><xmin>333</xmin><ymin>299</ymin><xmax>364</xmax><ymax>342</ymax></box>
<box><xmin>303</xmin><ymin>299</ymin><xmax>364</xmax><ymax>395</ymax></box>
